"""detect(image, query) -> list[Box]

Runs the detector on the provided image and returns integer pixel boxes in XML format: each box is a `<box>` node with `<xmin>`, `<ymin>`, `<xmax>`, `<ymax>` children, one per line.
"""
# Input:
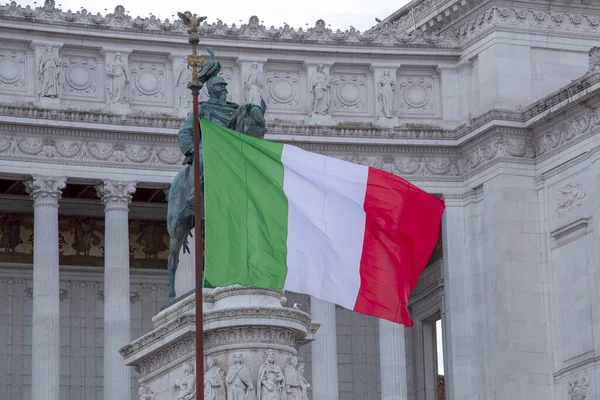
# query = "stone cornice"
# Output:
<box><xmin>452</xmin><ymin>5</ymin><xmax>600</xmax><ymax>46</ymax></box>
<box><xmin>0</xmin><ymin>1</ymin><xmax>458</xmax><ymax>49</ymax></box>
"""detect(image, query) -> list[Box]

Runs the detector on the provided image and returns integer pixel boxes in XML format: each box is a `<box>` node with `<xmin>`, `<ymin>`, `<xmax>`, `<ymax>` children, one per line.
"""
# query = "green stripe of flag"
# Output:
<box><xmin>202</xmin><ymin>118</ymin><xmax>289</xmax><ymax>289</ymax></box>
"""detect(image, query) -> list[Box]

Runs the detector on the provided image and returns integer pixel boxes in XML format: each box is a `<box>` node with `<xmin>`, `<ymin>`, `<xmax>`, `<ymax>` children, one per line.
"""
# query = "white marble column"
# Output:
<box><xmin>310</xmin><ymin>297</ymin><xmax>339</xmax><ymax>399</ymax></box>
<box><xmin>95</xmin><ymin>180</ymin><xmax>136</xmax><ymax>400</ymax></box>
<box><xmin>24</xmin><ymin>175</ymin><xmax>66</xmax><ymax>400</ymax></box>
<box><xmin>379</xmin><ymin>320</ymin><xmax>408</xmax><ymax>400</ymax></box>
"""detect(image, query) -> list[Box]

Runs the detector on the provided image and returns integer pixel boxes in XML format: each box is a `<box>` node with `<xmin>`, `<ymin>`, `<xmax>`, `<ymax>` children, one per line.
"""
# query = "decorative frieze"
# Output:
<box><xmin>535</xmin><ymin>107</ymin><xmax>600</xmax><ymax>156</ymax></box>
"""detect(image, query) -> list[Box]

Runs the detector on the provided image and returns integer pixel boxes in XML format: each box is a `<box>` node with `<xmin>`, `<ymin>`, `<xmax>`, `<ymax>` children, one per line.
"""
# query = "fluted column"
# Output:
<box><xmin>24</xmin><ymin>175</ymin><xmax>66</xmax><ymax>400</ymax></box>
<box><xmin>379</xmin><ymin>320</ymin><xmax>408</xmax><ymax>400</ymax></box>
<box><xmin>310</xmin><ymin>297</ymin><xmax>339</xmax><ymax>399</ymax></box>
<box><xmin>95</xmin><ymin>180</ymin><xmax>136</xmax><ymax>400</ymax></box>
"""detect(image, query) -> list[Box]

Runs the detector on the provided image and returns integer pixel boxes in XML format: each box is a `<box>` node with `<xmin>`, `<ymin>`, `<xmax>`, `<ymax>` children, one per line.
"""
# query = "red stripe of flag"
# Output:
<box><xmin>353</xmin><ymin>167</ymin><xmax>445</xmax><ymax>326</ymax></box>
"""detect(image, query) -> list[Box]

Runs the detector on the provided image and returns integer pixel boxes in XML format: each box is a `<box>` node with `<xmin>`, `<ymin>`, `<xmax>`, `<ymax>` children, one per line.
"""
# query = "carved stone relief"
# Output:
<box><xmin>266</xmin><ymin>70</ymin><xmax>300</xmax><ymax>109</ymax></box>
<box><xmin>308</xmin><ymin>64</ymin><xmax>331</xmax><ymax>115</ymax></box>
<box><xmin>555</xmin><ymin>182</ymin><xmax>586</xmax><ymax>218</ymax></box>
<box><xmin>282</xmin><ymin>356</ymin><xmax>310</xmax><ymax>400</ymax></box>
<box><xmin>137</xmin><ymin>385</ymin><xmax>155</xmax><ymax>400</ymax></box>
<box><xmin>175</xmin><ymin>56</ymin><xmax>192</xmax><ymax>110</ymax></box>
<box><xmin>130</xmin><ymin>61</ymin><xmax>165</xmax><ymax>102</ymax></box>
<box><xmin>244</xmin><ymin>62</ymin><xmax>265</xmax><ymax>105</ymax></box>
<box><xmin>106</xmin><ymin>53</ymin><xmax>130</xmax><ymax>104</ymax></box>
<box><xmin>204</xmin><ymin>356</ymin><xmax>226</xmax><ymax>400</ymax></box>
<box><xmin>398</xmin><ymin>76</ymin><xmax>434</xmax><ymax>114</ymax></box>
<box><xmin>377</xmin><ymin>69</ymin><xmax>396</xmax><ymax>118</ymax></box>
<box><xmin>0</xmin><ymin>49</ymin><xmax>25</xmax><ymax>90</ymax></box>
<box><xmin>589</xmin><ymin>47</ymin><xmax>600</xmax><ymax>73</ymax></box>
<box><xmin>568</xmin><ymin>376</ymin><xmax>589</xmax><ymax>400</ymax></box>
<box><xmin>331</xmin><ymin>74</ymin><xmax>366</xmax><ymax>112</ymax></box>
<box><xmin>226</xmin><ymin>353</ymin><xmax>254</xmax><ymax>400</ymax></box>
<box><xmin>174</xmin><ymin>361</ymin><xmax>197</xmax><ymax>400</ymax></box>
<box><xmin>536</xmin><ymin>108</ymin><xmax>600</xmax><ymax>156</ymax></box>
<box><xmin>257</xmin><ymin>350</ymin><xmax>285</xmax><ymax>400</ymax></box>
<box><xmin>61</xmin><ymin>55</ymin><xmax>97</xmax><ymax>97</ymax></box>
<box><xmin>38</xmin><ymin>44</ymin><xmax>61</xmax><ymax>98</ymax></box>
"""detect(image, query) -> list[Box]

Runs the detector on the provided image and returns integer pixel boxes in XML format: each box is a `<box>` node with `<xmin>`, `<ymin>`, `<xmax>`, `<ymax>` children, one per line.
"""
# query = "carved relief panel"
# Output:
<box><xmin>60</xmin><ymin>53</ymin><xmax>98</xmax><ymax>99</ymax></box>
<box><xmin>330</xmin><ymin>71</ymin><xmax>369</xmax><ymax>115</ymax></box>
<box><xmin>0</xmin><ymin>48</ymin><xmax>26</xmax><ymax>92</ymax></box>
<box><xmin>129</xmin><ymin>58</ymin><xmax>166</xmax><ymax>104</ymax></box>
<box><xmin>265</xmin><ymin>65</ymin><xmax>302</xmax><ymax>112</ymax></box>
<box><xmin>397</xmin><ymin>69</ymin><xmax>440</xmax><ymax>118</ymax></box>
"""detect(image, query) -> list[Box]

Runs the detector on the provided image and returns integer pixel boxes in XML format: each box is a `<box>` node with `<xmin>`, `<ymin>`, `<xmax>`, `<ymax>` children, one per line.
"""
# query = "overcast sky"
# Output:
<box><xmin>18</xmin><ymin>0</ymin><xmax>410</xmax><ymax>31</ymax></box>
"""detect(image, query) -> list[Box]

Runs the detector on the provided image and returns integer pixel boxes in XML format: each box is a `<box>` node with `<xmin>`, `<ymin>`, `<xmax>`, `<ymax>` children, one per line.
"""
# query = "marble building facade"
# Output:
<box><xmin>0</xmin><ymin>0</ymin><xmax>599</xmax><ymax>399</ymax></box>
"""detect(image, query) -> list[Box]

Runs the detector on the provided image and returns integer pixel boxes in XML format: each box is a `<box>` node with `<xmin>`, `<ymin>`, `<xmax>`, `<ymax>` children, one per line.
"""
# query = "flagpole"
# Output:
<box><xmin>179</xmin><ymin>11</ymin><xmax>206</xmax><ymax>386</ymax></box>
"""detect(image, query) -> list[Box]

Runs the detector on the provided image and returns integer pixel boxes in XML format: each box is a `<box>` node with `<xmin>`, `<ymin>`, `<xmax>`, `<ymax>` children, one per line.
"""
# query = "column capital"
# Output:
<box><xmin>23</xmin><ymin>176</ymin><xmax>66</xmax><ymax>207</ymax></box>
<box><xmin>95</xmin><ymin>180</ymin><xmax>136</xmax><ymax>212</ymax></box>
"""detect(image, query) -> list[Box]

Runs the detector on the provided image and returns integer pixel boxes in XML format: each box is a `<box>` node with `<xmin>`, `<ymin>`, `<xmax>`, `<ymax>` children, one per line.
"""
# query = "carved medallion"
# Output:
<box><xmin>130</xmin><ymin>61</ymin><xmax>165</xmax><ymax>102</ymax></box>
<box><xmin>61</xmin><ymin>55</ymin><xmax>97</xmax><ymax>96</ymax></box>
<box><xmin>399</xmin><ymin>76</ymin><xmax>434</xmax><ymax>114</ymax></box>
<box><xmin>332</xmin><ymin>74</ymin><xmax>366</xmax><ymax>111</ymax></box>
<box><xmin>266</xmin><ymin>71</ymin><xmax>299</xmax><ymax>108</ymax></box>
<box><xmin>0</xmin><ymin>49</ymin><xmax>25</xmax><ymax>89</ymax></box>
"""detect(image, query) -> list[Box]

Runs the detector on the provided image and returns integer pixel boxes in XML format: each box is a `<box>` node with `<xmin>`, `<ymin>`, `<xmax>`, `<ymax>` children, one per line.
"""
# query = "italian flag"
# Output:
<box><xmin>202</xmin><ymin>118</ymin><xmax>445</xmax><ymax>326</ymax></box>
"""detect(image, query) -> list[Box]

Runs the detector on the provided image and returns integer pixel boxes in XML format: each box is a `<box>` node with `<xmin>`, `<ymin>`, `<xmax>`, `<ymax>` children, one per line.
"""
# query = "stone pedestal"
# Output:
<box><xmin>121</xmin><ymin>286</ymin><xmax>318</xmax><ymax>400</ymax></box>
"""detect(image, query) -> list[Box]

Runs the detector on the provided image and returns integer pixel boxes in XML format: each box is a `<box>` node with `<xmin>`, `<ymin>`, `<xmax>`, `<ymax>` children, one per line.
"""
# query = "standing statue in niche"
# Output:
<box><xmin>257</xmin><ymin>350</ymin><xmax>285</xmax><ymax>400</ymax></box>
<box><xmin>377</xmin><ymin>69</ymin><xmax>397</xmax><ymax>118</ymax></box>
<box><xmin>176</xmin><ymin>56</ymin><xmax>193</xmax><ymax>109</ymax></box>
<box><xmin>226</xmin><ymin>353</ymin><xmax>255</xmax><ymax>400</ymax></box>
<box><xmin>204</xmin><ymin>356</ymin><xmax>226</xmax><ymax>400</ymax></box>
<box><xmin>282</xmin><ymin>357</ymin><xmax>309</xmax><ymax>400</ymax></box>
<box><xmin>166</xmin><ymin>48</ymin><xmax>268</xmax><ymax>302</ymax></box>
<box><xmin>174</xmin><ymin>362</ymin><xmax>196</xmax><ymax>400</ymax></box>
<box><xmin>245</xmin><ymin>62</ymin><xmax>264</xmax><ymax>105</ymax></box>
<box><xmin>308</xmin><ymin>64</ymin><xmax>330</xmax><ymax>116</ymax></box>
<box><xmin>106</xmin><ymin>52</ymin><xmax>130</xmax><ymax>104</ymax></box>
<box><xmin>38</xmin><ymin>44</ymin><xmax>61</xmax><ymax>97</ymax></box>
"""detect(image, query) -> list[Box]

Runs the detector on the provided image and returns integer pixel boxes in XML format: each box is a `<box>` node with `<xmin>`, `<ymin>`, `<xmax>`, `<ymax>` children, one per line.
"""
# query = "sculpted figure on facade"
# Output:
<box><xmin>137</xmin><ymin>385</ymin><xmax>155</xmax><ymax>400</ymax></box>
<box><xmin>589</xmin><ymin>47</ymin><xmax>600</xmax><ymax>73</ymax></box>
<box><xmin>258</xmin><ymin>350</ymin><xmax>285</xmax><ymax>400</ymax></box>
<box><xmin>245</xmin><ymin>62</ymin><xmax>264</xmax><ymax>105</ymax></box>
<box><xmin>106</xmin><ymin>52</ymin><xmax>130</xmax><ymax>104</ymax></box>
<box><xmin>38</xmin><ymin>44</ymin><xmax>61</xmax><ymax>97</ymax></box>
<box><xmin>297</xmin><ymin>363</ymin><xmax>310</xmax><ymax>400</ymax></box>
<box><xmin>204</xmin><ymin>356</ymin><xmax>226</xmax><ymax>400</ymax></box>
<box><xmin>568</xmin><ymin>376</ymin><xmax>589</xmax><ymax>400</ymax></box>
<box><xmin>308</xmin><ymin>64</ymin><xmax>330</xmax><ymax>116</ymax></box>
<box><xmin>282</xmin><ymin>356</ymin><xmax>309</xmax><ymax>400</ymax></box>
<box><xmin>377</xmin><ymin>69</ymin><xmax>396</xmax><ymax>118</ymax></box>
<box><xmin>226</xmin><ymin>352</ymin><xmax>254</xmax><ymax>400</ymax></box>
<box><xmin>174</xmin><ymin>361</ymin><xmax>196</xmax><ymax>400</ymax></box>
<box><xmin>176</xmin><ymin>56</ymin><xmax>193</xmax><ymax>109</ymax></box>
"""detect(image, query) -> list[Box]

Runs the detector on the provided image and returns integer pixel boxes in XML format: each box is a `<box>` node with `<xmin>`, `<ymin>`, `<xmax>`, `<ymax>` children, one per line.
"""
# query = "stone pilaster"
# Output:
<box><xmin>95</xmin><ymin>180</ymin><xmax>136</xmax><ymax>400</ymax></box>
<box><xmin>23</xmin><ymin>175</ymin><xmax>66</xmax><ymax>400</ymax></box>
<box><xmin>379</xmin><ymin>320</ymin><xmax>408</xmax><ymax>400</ymax></box>
<box><xmin>437</xmin><ymin>65</ymin><xmax>460</xmax><ymax>123</ymax></box>
<box><xmin>310</xmin><ymin>297</ymin><xmax>339</xmax><ymax>399</ymax></box>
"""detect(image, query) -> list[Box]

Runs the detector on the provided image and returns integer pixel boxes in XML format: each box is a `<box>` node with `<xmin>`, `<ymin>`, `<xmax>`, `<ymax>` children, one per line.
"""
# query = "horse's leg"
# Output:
<box><xmin>167</xmin><ymin>227</ymin><xmax>187</xmax><ymax>303</ymax></box>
